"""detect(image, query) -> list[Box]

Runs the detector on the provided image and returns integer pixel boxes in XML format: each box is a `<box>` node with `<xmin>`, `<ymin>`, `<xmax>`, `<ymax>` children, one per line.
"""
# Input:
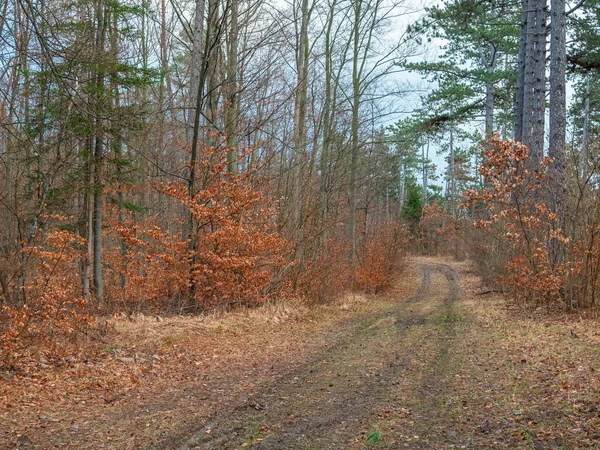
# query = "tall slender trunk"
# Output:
<box><xmin>514</xmin><ymin>0</ymin><xmax>528</xmax><ymax>141</ymax></box>
<box><xmin>548</xmin><ymin>0</ymin><xmax>567</xmax><ymax>274</ymax></box>
<box><xmin>139</xmin><ymin>0</ymin><xmax>150</xmax><ymax>209</ymax></box>
<box><xmin>187</xmin><ymin>0</ymin><xmax>206</xmax><ymax>148</ymax></box>
<box><xmin>479</xmin><ymin>43</ymin><xmax>496</xmax><ymax>139</ymax></box>
<box><xmin>157</xmin><ymin>0</ymin><xmax>166</xmax><ymax>213</ymax></box>
<box><xmin>399</xmin><ymin>159</ymin><xmax>405</xmax><ymax>211</ymax></box>
<box><xmin>292</xmin><ymin>0</ymin><xmax>311</xmax><ymax>265</ymax></box>
<box><xmin>320</xmin><ymin>0</ymin><xmax>336</xmax><ymax>252</ymax></box>
<box><xmin>581</xmin><ymin>73</ymin><xmax>591</xmax><ymax>165</ymax></box>
<box><xmin>205</xmin><ymin>0</ymin><xmax>221</xmax><ymax>148</ymax></box>
<box><xmin>93</xmin><ymin>137</ymin><xmax>104</xmax><ymax>303</ymax></box>
<box><xmin>349</xmin><ymin>0</ymin><xmax>361</xmax><ymax>266</ymax></box>
<box><xmin>93</xmin><ymin>0</ymin><xmax>107</xmax><ymax>304</ymax></box>
<box><xmin>111</xmin><ymin>9</ymin><xmax>127</xmax><ymax>293</ymax></box>
<box><xmin>320</xmin><ymin>0</ymin><xmax>348</xmax><ymax>252</ymax></box>
<box><xmin>521</xmin><ymin>0</ymin><xmax>536</xmax><ymax>148</ymax></box>
<box><xmin>422</xmin><ymin>139</ymin><xmax>429</xmax><ymax>205</ymax></box>
<box><xmin>160</xmin><ymin>0</ymin><xmax>175</xmax><ymax>119</ymax></box>
<box><xmin>448</xmin><ymin>128</ymin><xmax>456</xmax><ymax>215</ymax></box>
<box><xmin>83</xmin><ymin>137</ymin><xmax>93</xmax><ymax>301</ymax></box>
<box><xmin>188</xmin><ymin>0</ymin><xmax>207</xmax><ymax>246</ymax></box>
<box><xmin>11</xmin><ymin>1</ymin><xmax>30</xmax><ymax>306</ymax></box>
<box><xmin>225</xmin><ymin>0</ymin><xmax>238</xmax><ymax>174</ymax></box>
<box><xmin>531</xmin><ymin>0</ymin><xmax>547</xmax><ymax>166</ymax></box>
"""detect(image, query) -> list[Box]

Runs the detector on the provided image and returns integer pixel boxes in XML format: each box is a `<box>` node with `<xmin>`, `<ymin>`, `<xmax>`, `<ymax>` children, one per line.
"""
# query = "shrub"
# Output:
<box><xmin>354</xmin><ymin>222</ymin><xmax>411</xmax><ymax>294</ymax></box>
<box><xmin>419</xmin><ymin>201</ymin><xmax>457</xmax><ymax>256</ymax></box>
<box><xmin>153</xmin><ymin>146</ymin><xmax>288</xmax><ymax>310</ymax></box>
<box><xmin>1</xmin><ymin>227</ymin><xmax>91</xmax><ymax>366</ymax></box>
<box><xmin>464</xmin><ymin>135</ymin><xmax>568</xmax><ymax>306</ymax></box>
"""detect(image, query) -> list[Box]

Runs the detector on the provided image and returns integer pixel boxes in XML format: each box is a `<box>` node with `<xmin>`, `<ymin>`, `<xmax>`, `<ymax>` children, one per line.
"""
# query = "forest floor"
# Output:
<box><xmin>2</xmin><ymin>257</ymin><xmax>600</xmax><ymax>449</ymax></box>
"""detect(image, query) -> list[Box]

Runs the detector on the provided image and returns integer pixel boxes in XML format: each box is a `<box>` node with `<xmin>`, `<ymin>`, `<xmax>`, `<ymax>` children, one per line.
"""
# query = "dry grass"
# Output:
<box><xmin>353</xmin><ymin>256</ymin><xmax>600</xmax><ymax>449</ymax></box>
<box><xmin>5</xmin><ymin>256</ymin><xmax>598</xmax><ymax>448</ymax></box>
<box><xmin>111</xmin><ymin>260</ymin><xmax>420</xmax><ymax>351</ymax></box>
<box><xmin>111</xmin><ymin>299</ymin><xmax>313</xmax><ymax>349</ymax></box>
<box><xmin>450</xmin><ymin>259</ymin><xmax>600</xmax><ymax>448</ymax></box>
<box><xmin>1</xmin><ymin>261</ymin><xmax>420</xmax><ymax>450</ymax></box>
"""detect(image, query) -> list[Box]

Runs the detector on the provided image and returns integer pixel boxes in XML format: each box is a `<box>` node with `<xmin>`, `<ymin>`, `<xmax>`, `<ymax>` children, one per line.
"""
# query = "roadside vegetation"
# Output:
<box><xmin>2</xmin><ymin>0</ymin><xmax>600</xmax><ymax>447</ymax></box>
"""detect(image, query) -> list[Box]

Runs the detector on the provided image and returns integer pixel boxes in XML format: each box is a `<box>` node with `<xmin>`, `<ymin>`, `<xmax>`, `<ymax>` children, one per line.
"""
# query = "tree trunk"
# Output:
<box><xmin>521</xmin><ymin>0</ymin><xmax>536</xmax><ymax>148</ymax></box>
<box><xmin>479</xmin><ymin>43</ymin><xmax>496</xmax><ymax>139</ymax></box>
<box><xmin>187</xmin><ymin>0</ymin><xmax>206</xmax><ymax>148</ymax></box>
<box><xmin>320</xmin><ymin>0</ymin><xmax>336</xmax><ymax>253</ymax></box>
<box><xmin>531</xmin><ymin>0</ymin><xmax>547</xmax><ymax>166</ymax></box>
<box><xmin>448</xmin><ymin>128</ymin><xmax>456</xmax><ymax>215</ymax></box>
<box><xmin>93</xmin><ymin>0</ymin><xmax>106</xmax><ymax>304</ymax></box>
<box><xmin>514</xmin><ymin>0</ymin><xmax>528</xmax><ymax>141</ymax></box>
<box><xmin>225</xmin><ymin>0</ymin><xmax>238</xmax><ymax>174</ymax></box>
<box><xmin>349</xmin><ymin>0</ymin><xmax>361</xmax><ymax>266</ymax></box>
<box><xmin>581</xmin><ymin>73</ymin><xmax>591</xmax><ymax>164</ymax></box>
<box><xmin>83</xmin><ymin>137</ymin><xmax>93</xmax><ymax>302</ymax></box>
<box><xmin>205</xmin><ymin>0</ymin><xmax>221</xmax><ymax>148</ymax></box>
<box><xmin>548</xmin><ymin>0</ymin><xmax>567</xmax><ymax>274</ymax></box>
<box><xmin>422</xmin><ymin>140</ymin><xmax>429</xmax><ymax>205</ymax></box>
<box><xmin>188</xmin><ymin>0</ymin><xmax>209</xmax><ymax>250</ymax></box>
<box><xmin>111</xmin><ymin>10</ymin><xmax>127</xmax><ymax>293</ymax></box>
<box><xmin>292</xmin><ymin>0</ymin><xmax>311</xmax><ymax>265</ymax></box>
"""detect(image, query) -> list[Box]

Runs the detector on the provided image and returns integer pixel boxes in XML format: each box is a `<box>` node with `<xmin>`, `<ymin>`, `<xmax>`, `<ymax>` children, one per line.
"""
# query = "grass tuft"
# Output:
<box><xmin>366</xmin><ymin>428</ymin><xmax>382</xmax><ymax>444</ymax></box>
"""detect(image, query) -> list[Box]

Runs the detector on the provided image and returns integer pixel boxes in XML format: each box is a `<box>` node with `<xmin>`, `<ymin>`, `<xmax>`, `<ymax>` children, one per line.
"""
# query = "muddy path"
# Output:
<box><xmin>169</xmin><ymin>263</ymin><xmax>466</xmax><ymax>450</ymax></box>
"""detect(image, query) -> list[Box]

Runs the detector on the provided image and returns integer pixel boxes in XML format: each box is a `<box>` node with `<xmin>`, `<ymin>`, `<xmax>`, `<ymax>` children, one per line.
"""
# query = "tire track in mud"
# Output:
<box><xmin>404</xmin><ymin>264</ymin><xmax>467</xmax><ymax>449</ymax></box>
<box><xmin>168</xmin><ymin>264</ymin><xmax>461</xmax><ymax>450</ymax></box>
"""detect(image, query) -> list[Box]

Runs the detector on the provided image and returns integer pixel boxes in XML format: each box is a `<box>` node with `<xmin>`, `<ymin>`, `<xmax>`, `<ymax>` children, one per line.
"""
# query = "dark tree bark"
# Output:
<box><xmin>548</xmin><ymin>0</ymin><xmax>567</xmax><ymax>273</ymax></box>
<box><xmin>514</xmin><ymin>0</ymin><xmax>528</xmax><ymax>141</ymax></box>
<box><xmin>531</xmin><ymin>0</ymin><xmax>547</xmax><ymax>166</ymax></box>
<box><xmin>521</xmin><ymin>0</ymin><xmax>536</xmax><ymax>149</ymax></box>
<box><xmin>224</xmin><ymin>0</ymin><xmax>239</xmax><ymax>174</ymax></box>
<box><xmin>93</xmin><ymin>0</ymin><xmax>107</xmax><ymax>303</ymax></box>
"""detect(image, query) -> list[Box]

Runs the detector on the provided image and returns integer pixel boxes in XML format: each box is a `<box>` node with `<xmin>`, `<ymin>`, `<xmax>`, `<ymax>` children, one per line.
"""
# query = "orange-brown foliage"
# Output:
<box><xmin>1</xmin><ymin>226</ymin><xmax>91</xmax><ymax>365</ymax></box>
<box><xmin>105</xmin><ymin>146</ymin><xmax>289</xmax><ymax>312</ymax></box>
<box><xmin>354</xmin><ymin>222</ymin><xmax>411</xmax><ymax>294</ymax></box>
<box><xmin>464</xmin><ymin>136</ymin><xmax>568</xmax><ymax>305</ymax></box>
<box><xmin>419</xmin><ymin>201</ymin><xmax>457</xmax><ymax>256</ymax></box>
<box><xmin>0</xmin><ymin>142</ymin><xmax>412</xmax><ymax>366</ymax></box>
<box><xmin>105</xmin><ymin>212</ymin><xmax>189</xmax><ymax>312</ymax></box>
<box><xmin>161</xmin><ymin>148</ymin><xmax>288</xmax><ymax>309</ymax></box>
<box><xmin>292</xmin><ymin>227</ymin><xmax>353</xmax><ymax>302</ymax></box>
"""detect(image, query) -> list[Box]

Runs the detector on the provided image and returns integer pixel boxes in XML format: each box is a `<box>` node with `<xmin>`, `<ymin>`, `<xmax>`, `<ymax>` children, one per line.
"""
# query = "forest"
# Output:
<box><xmin>1</xmin><ymin>0</ymin><xmax>600</xmax><ymax>447</ymax></box>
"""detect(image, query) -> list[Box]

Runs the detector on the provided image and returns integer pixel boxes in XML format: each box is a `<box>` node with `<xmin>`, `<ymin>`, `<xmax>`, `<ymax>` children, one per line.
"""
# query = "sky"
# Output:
<box><xmin>385</xmin><ymin>0</ymin><xmax>580</xmax><ymax>191</ymax></box>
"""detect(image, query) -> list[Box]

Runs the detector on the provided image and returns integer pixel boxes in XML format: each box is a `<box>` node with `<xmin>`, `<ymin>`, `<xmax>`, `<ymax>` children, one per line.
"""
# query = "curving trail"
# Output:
<box><xmin>170</xmin><ymin>264</ymin><xmax>469</xmax><ymax>450</ymax></box>
<box><xmin>6</xmin><ymin>259</ymin><xmax>600</xmax><ymax>449</ymax></box>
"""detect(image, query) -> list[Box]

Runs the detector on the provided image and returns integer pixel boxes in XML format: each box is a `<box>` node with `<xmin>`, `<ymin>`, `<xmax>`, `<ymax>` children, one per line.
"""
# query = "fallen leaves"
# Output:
<box><xmin>0</xmin><ymin>277</ymin><xmax>407</xmax><ymax>449</ymax></box>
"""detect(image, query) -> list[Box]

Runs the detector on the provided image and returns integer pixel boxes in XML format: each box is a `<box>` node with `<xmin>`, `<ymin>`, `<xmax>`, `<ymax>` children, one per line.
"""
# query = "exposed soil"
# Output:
<box><xmin>3</xmin><ymin>257</ymin><xmax>600</xmax><ymax>449</ymax></box>
<box><xmin>176</xmin><ymin>262</ymin><xmax>465</xmax><ymax>449</ymax></box>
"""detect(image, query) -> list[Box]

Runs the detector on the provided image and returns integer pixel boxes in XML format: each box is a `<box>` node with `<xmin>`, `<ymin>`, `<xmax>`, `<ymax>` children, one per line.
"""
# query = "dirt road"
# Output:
<box><xmin>5</xmin><ymin>259</ymin><xmax>600</xmax><ymax>449</ymax></box>
<box><xmin>165</xmin><ymin>261</ymin><xmax>600</xmax><ymax>450</ymax></box>
<box><xmin>169</xmin><ymin>263</ymin><xmax>486</xmax><ymax>449</ymax></box>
